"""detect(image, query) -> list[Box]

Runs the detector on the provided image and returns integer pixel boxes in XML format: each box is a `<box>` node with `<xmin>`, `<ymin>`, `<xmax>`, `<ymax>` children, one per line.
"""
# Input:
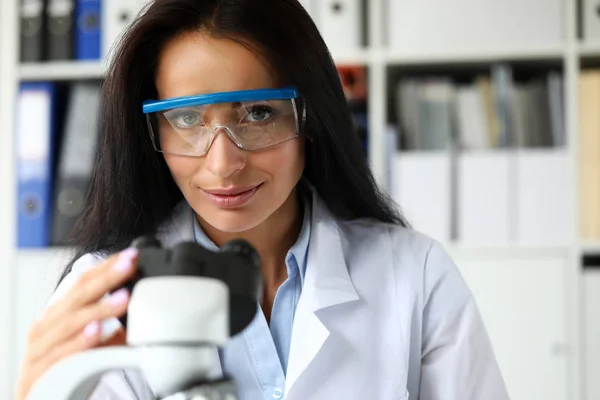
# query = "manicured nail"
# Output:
<box><xmin>109</xmin><ymin>288</ymin><xmax>129</xmax><ymax>307</ymax></box>
<box><xmin>114</xmin><ymin>248</ymin><xmax>138</xmax><ymax>273</ymax></box>
<box><xmin>120</xmin><ymin>248</ymin><xmax>139</xmax><ymax>261</ymax></box>
<box><xmin>84</xmin><ymin>321</ymin><xmax>100</xmax><ymax>337</ymax></box>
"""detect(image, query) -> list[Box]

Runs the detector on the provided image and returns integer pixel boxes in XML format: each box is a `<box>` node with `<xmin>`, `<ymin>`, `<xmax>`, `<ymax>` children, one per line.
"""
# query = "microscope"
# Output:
<box><xmin>26</xmin><ymin>236</ymin><xmax>263</xmax><ymax>400</ymax></box>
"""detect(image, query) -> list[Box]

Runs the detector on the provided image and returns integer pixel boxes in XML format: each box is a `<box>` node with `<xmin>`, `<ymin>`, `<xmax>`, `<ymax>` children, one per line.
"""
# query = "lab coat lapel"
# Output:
<box><xmin>284</xmin><ymin>191</ymin><xmax>360</xmax><ymax>398</ymax></box>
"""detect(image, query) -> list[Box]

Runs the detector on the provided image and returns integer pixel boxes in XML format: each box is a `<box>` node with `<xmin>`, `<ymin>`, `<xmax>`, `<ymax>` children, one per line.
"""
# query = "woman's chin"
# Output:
<box><xmin>196</xmin><ymin>206</ymin><xmax>265</xmax><ymax>234</ymax></box>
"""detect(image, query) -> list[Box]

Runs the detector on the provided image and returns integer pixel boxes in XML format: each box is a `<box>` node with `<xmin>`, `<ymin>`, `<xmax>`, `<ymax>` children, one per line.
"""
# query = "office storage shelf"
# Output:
<box><xmin>383</xmin><ymin>45</ymin><xmax>566</xmax><ymax>65</ymax></box>
<box><xmin>19</xmin><ymin>61</ymin><xmax>106</xmax><ymax>81</ymax></box>
<box><xmin>578</xmin><ymin>41</ymin><xmax>600</xmax><ymax>57</ymax></box>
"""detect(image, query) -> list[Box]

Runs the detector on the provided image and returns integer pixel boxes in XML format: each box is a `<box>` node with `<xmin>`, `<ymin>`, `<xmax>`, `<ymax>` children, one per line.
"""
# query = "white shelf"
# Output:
<box><xmin>579</xmin><ymin>41</ymin><xmax>600</xmax><ymax>57</ymax></box>
<box><xmin>384</xmin><ymin>45</ymin><xmax>566</xmax><ymax>65</ymax></box>
<box><xmin>580</xmin><ymin>241</ymin><xmax>600</xmax><ymax>254</ymax></box>
<box><xmin>19</xmin><ymin>61</ymin><xmax>105</xmax><ymax>81</ymax></box>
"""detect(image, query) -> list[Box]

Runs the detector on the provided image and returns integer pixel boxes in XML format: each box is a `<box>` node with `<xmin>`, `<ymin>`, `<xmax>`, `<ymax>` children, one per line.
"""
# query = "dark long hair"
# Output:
<box><xmin>60</xmin><ymin>0</ymin><xmax>406</xmax><ymax>282</ymax></box>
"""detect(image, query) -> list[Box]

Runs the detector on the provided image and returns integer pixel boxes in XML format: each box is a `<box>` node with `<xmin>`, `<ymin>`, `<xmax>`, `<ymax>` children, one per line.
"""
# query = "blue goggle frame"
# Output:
<box><xmin>142</xmin><ymin>86</ymin><xmax>301</xmax><ymax>114</ymax></box>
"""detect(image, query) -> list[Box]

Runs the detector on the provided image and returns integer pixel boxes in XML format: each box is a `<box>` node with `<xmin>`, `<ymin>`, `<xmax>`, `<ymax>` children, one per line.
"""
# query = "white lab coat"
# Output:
<box><xmin>49</xmin><ymin>188</ymin><xmax>510</xmax><ymax>400</ymax></box>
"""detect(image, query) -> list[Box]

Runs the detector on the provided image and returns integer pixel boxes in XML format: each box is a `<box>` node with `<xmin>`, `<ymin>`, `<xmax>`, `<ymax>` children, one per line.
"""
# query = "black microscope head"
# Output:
<box><xmin>117</xmin><ymin>236</ymin><xmax>263</xmax><ymax>336</ymax></box>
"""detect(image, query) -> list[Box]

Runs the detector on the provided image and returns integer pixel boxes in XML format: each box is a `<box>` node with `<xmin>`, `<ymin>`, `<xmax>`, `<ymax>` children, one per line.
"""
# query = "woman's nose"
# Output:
<box><xmin>204</xmin><ymin>128</ymin><xmax>247</xmax><ymax>178</ymax></box>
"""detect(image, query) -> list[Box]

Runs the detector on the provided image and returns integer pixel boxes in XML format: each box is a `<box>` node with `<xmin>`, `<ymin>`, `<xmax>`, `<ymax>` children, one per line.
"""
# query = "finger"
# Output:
<box><xmin>70</xmin><ymin>247</ymin><xmax>139</xmax><ymax>307</ymax></box>
<box><xmin>27</xmin><ymin>289</ymin><xmax>130</xmax><ymax>363</ymax></box>
<box><xmin>42</xmin><ymin>248</ymin><xmax>138</xmax><ymax>327</ymax></box>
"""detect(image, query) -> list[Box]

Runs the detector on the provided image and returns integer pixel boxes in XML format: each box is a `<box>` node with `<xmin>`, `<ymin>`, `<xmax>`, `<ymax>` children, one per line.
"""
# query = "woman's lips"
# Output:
<box><xmin>201</xmin><ymin>184</ymin><xmax>262</xmax><ymax>209</ymax></box>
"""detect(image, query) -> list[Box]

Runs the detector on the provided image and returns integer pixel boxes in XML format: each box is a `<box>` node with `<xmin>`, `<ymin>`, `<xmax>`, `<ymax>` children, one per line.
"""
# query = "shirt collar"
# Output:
<box><xmin>285</xmin><ymin>193</ymin><xmax>311</xmax><ymax>283</ymax></box>
<box><xmin>192</xmin><ymin>192</ymin><xmax>312</xmax><ymax>282</ymax></box>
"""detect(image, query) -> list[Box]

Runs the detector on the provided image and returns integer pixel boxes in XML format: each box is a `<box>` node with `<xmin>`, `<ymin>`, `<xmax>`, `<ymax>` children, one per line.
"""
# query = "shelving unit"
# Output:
<box><xmin>577</xmin><ymin>42</ymin><xmax>600</xmax><ymax>57</ymax></box>
<box><xmin>2</xmin><ymin>0</ymin><xmax>600</xmax><ymax>399</ymax></box>
<box><xmin>0</xmin><ymin>0</ymin><xmax>19</xmax><ymax>397</ymax></box>
<box><xmin>383</xmin><ymin>46</ymin><xmax>567</xmax><ymax>65</ymax></box>
<box><xmin>19</xmin><ymin>61</ymin><xmax>106</xmax><ymax>81</ymax></box>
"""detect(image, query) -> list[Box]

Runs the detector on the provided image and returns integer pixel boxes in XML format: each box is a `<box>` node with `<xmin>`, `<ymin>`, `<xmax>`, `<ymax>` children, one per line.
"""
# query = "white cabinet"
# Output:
<box><xmin>583</xmin><ymin>269</ymin><xmax>600</xmax><ymax>400</ymax></box>
<box><xmin>451</xmin><ymin>254</ymin><xmax>569</xmax><ymax>400</ymax></box>
<box><xmin>387</xmin><ymin>0</ymin><xmax>564</xmax><ymax>52</ymax></box>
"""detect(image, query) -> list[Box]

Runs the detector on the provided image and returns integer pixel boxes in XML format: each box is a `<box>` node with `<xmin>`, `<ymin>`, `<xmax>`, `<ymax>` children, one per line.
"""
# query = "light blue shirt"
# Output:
<box><xmin>192</xmin><ymin>196</ymin><xmax>311</xmax><ymax>399</ymax></box>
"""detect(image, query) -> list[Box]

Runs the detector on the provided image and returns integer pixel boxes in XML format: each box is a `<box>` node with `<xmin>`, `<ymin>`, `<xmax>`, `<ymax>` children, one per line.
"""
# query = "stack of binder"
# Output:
<box><xmin>390</xmin><ymin>64</ymin><xmax>570</xmax><ymax>246</ymax></box>
<box><xmin>19</xmin><ymin>0</ymin><xmax>150</xmax><ymax>63</ymax></box>
<box><xmin>16</xmin><ymin>81</ymin><xmax>102</xmax><ymax>248</ymax></box>
<box><xmin>395</xmin><ymin>65</ymin><xmax>565</xmax><ymax>152</ymax></box>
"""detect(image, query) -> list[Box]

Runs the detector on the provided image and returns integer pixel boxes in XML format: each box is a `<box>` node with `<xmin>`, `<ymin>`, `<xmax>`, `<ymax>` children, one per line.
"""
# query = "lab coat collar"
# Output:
<box><xmin>300</xmin><ymin>182</ymin><xmax>359</xmax><ymax>311</ymax></box>
<box><xmin>155</xmin><ymin>183</ymin><xmax>361</xmax><ymax>396</ymax></box>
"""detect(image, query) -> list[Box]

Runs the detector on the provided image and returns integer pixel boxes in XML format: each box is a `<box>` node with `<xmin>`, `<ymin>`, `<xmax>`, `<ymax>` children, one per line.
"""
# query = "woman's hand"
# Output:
<box><xmin>14</xmin><ymin>248</ymin><xmax>139</xmax><ymax>400</ymax></box>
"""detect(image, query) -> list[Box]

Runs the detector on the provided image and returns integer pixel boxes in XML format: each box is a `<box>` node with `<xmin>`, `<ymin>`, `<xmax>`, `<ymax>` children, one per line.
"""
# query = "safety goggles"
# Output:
<box><xmin>142</xmin><ymin>86</ymin><xmax>305</xmax><ymax>157</ymax></box>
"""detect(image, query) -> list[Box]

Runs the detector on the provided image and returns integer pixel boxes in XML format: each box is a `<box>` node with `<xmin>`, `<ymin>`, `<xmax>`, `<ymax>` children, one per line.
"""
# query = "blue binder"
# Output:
<box><xmin>75</xmin><ymin>0</ymin><xmax>102</xmax><ymax>60</ymax></box>
<box><xmin>17</xmin><ymin>83</ymin><xmax>57</xmax><ymax>248</ymax></box>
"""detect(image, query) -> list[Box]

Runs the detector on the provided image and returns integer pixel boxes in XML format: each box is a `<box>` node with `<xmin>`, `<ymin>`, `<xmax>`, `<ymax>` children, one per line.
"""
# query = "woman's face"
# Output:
<box><xmin>155</xmin><ymin>32</ymin><xmax>305</xmax><ymax>233</ymax></box>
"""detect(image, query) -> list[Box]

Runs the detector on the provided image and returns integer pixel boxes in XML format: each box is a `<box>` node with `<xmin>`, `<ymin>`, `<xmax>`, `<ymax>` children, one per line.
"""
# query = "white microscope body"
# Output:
<box><xmin>26</xmin><ymin>238</ymin><xmax>262</xmax><ymax>400</ymax></box>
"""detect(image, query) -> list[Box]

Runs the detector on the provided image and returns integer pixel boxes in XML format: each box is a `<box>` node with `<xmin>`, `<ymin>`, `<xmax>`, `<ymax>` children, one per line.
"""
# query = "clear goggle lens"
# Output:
<box><xmin>143</xmin><ymin>87</ymin><xmax>304</xmax><ymax>157</ymax></box>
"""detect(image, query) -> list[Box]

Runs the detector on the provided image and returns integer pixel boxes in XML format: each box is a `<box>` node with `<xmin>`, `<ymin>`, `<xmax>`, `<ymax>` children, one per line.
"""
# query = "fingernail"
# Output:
<box><xmin>113</xmin><ymin>258</ymin><xmax>132</xmax><ymax>273</ymax></box>
<box><xmin>84</xmin><ymin>321</ymin><xmax>100</xmax><ymax>337</ymax></box>
<box><xmin>120</xmin><ymin>248</ymin><xmax>139</xmax><ymax>261</ymax></box>
<box><xmin>109</xmin><ymin>288</ymin><xmax>129</xmax><ymax>307</ymax></box>
<box><xmin>114</xmin><ymin>248</ymin><xmax>138</xmax><ymax>273</ymax></box>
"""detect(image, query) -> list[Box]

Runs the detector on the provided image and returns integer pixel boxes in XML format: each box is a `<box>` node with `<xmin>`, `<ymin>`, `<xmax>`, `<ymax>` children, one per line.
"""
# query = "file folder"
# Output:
<box><xmin>46</xmin><ymin>0</ymin><xmax>76</xmax><ymax>60</ymax></box>
<box><xmin>75</xmin><ymin>0</ymin><xmax>102</xmax><ymax>60</ymax></box>
<box><xmin>515</xmin><ymin>149</ymin><xmax>570</xmax><ymax>245</ymax></box>
<box><xmin>456</xmin><ymin>150</ymin><xmax>513</xmax><ymax>245</ymax></box>
<box><xmin>51</xmin><ymin>82</ymin><xmax>101</xmax><ymax>245</ymax></box>
<box><xmin>17</xmin><ymin>83</ymin><xmax>58</xmax><ymax>248</ymax></box>
<box><xmin>20</xmin><ymin>0</ymin><xmax>46</xmax><ymax>62</ymax></box>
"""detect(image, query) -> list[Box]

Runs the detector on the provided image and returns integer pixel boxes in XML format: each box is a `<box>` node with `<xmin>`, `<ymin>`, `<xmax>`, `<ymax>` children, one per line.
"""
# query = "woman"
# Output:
<box><xmin>16</xmin><ymin>0</ymin><xmax>509</xmax><ymax>399</ymax></box>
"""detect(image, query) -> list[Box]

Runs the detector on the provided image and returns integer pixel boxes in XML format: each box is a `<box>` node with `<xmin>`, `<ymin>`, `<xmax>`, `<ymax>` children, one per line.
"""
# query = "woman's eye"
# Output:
<box><xmin>169</xmin><ymin>111</ymin><xmax>201</xmax><ymax>128</ymax></box>
<box><xmin>246</xmin><ymin>106</ymin><xmax>273</xmax><ymax>123</ymax></box>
